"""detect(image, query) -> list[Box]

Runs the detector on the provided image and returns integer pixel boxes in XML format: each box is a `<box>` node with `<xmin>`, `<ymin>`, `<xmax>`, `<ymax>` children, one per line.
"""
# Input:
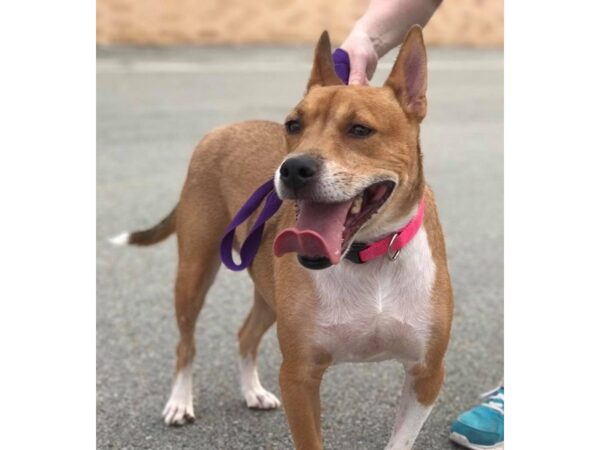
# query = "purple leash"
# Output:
<box><xmin>332</xmin><ymin>48</ymin><xmax>350</xmax><ymax>86</ymax></box>
<box><xmin>219</xmin><ymin>49</ymin><xmax>350</xmax><ymax>271</ymax></box>
<box><xmin>219</xmin><ymin>179</ymin><xmax>282</xmax><ymax>271</ymax></box>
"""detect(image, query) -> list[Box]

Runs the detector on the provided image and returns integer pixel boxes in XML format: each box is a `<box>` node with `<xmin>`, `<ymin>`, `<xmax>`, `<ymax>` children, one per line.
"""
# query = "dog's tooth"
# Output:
<box><xmin>350</xmin><ymin>196</ymin><xmax>363</xmax><ymax>215</ymax></box>
<box><xmin>357</xmin><ymin>196</ymin><xmax>364</xmax><ymax>211</ymax></box>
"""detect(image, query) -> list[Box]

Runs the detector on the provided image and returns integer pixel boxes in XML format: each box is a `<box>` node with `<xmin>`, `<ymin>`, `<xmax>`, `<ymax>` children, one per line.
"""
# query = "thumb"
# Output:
<box><xmin>347</xmin><ymin>54</ymin><xmax>369</xmax><ymax>86</ymax></box>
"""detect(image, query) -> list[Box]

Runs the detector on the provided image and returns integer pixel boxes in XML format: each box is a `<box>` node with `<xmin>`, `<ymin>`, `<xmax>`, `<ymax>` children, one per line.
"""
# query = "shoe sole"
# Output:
<box><xmin>449</xmin><ymin>432</ymin><xmax>504</xmax><ymax>450</ymax></box>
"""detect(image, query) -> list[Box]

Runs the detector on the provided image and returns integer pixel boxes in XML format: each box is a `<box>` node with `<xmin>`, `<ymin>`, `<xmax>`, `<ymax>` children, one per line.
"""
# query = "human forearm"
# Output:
<box><xmin>349</xmin><ymin>0</ymin><xmax>441</xmax><ymax>57</ymax></box>
<box><xmin>340</xmin><ymin>0</ymin><xmax>442</xmax><ymax>85</ymax></box>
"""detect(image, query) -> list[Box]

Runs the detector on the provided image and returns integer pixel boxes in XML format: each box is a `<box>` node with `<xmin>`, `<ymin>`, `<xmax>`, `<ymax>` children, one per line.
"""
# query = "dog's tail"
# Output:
<box><xmin>109</xmin><ymin>205</ymin><xmax>177</xmax><ymax>247</ymax></box>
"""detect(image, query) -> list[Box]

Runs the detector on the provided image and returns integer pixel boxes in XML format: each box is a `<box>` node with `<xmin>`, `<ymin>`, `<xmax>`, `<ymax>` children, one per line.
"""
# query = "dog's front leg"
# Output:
<box><xmin>279</xmin><ymin>359</ymin><xmax>329</xmax><ymax>450</ymax></box>
<box><xmin>384</xmin><ymin>363</ymin><xmax>444</xmax><ymax>450</ymax></box>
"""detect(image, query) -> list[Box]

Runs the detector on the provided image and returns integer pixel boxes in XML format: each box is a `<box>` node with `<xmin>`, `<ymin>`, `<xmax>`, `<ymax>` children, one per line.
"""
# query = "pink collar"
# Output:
<box><xmin>344</xmin><ymin>198</ymin><xmax>425</xmax><ymax>264</ymax></box>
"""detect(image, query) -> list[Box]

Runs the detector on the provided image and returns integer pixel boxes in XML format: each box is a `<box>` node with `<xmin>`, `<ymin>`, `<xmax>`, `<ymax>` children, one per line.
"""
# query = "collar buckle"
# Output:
<box><xmin>344</xmin><ymin>242</ymin><xmax>368</xmax><ymax>264</ymax></box>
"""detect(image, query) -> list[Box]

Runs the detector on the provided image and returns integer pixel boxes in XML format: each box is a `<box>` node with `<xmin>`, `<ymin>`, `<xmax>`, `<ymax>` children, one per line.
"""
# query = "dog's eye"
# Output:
<box><xmin>285</xmin><ymin>119</ymin><xmax>302</xmax><ymax>135</ymax></box>
<box><xmin>348</xmin><ymin>124</ymin><xmax>374</xmax><ymax>138</ymax></box>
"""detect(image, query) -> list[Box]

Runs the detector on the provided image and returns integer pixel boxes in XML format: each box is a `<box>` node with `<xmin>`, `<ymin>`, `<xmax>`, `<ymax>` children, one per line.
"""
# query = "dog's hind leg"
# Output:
<box><xmin>162</xmin><ymin>208</ymin><xmax>223</xmax><ymax>426</ymax></box>
<box><xmin>237</xmin><ymin>289</ymin><xmax>280</xmax><ymax>409</ymax></box>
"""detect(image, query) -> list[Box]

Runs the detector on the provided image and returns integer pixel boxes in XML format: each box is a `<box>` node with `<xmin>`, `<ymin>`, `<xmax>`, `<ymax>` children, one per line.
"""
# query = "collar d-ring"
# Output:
<box><xmin>387</xmin><ymin>233</ymin><xmax>401</xmax><ymax>261</ymax></box>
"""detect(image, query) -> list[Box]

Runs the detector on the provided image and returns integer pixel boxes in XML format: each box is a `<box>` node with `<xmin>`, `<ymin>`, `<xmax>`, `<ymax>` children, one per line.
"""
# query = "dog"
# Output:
<box><xmin>111</xmin><ymin>25</ymin><xmax>453</xmax><ymax>450</ymax></box>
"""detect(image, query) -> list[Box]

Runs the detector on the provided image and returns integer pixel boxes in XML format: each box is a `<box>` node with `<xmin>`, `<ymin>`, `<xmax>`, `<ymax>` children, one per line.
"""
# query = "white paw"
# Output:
<box><xmin>162</xmin><ymin>366</ymin><xmax>195</xmax><ymax>426</ymax></box>
<box><xmin>162</xmin><ymin>398</ymin><xmax>195</xmax><ymax>426</ymax></box>
<box><xmin>243</xmin><ymin>386</ymin><xmax>281</xmax><ymax>410</ymax></box>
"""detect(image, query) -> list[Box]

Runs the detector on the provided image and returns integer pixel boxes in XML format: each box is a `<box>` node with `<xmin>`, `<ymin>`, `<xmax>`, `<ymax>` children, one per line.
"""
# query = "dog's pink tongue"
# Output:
<box><xmin>274</xmin><ymin>200</ymin><xmax>353</xmax><ymax>264</ymax></box>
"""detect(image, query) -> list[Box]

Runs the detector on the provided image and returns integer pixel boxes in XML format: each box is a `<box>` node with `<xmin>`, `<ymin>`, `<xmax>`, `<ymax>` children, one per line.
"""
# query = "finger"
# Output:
<box><xmin>348</xmin><ymin>53</ymin><xmax>369</xmax><ymax>86</ymax></box>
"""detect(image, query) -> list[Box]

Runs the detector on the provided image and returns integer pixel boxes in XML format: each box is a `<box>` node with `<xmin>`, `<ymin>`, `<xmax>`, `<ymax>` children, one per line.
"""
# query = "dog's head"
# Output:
<box><xmin>274</xmin><ymin>26</ymin><xmax>427</xmax><ymax>269</ymax></box>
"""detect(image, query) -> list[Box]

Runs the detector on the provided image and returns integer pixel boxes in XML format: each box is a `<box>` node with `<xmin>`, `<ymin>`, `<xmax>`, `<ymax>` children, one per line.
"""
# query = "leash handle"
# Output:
<box><xmin>332</xmin><ymin>48</ymin><xmax>350</xmax><ymax>85</ymax></box>
<box><xmin>220</xmin><ymin>179</ymin><xmax>283</xmax><ymax>271</ymax></box>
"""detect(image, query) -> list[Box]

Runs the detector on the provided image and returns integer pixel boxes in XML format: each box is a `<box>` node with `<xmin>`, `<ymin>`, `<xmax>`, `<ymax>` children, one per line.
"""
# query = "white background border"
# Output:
<box><xmin>505</xmin><ymin>1</ymin><xmax>600</xmax><ymax>448</ymax></box>
<box><xmin>0</xmin><ymin>1</ymin><xmax>96</xmax><ymax>448</ymax></box>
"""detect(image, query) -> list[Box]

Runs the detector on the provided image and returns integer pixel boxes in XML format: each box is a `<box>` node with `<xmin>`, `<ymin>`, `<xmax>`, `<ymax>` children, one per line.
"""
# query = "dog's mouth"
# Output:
<box><xmin>273</xmin><ymin>181</ymin><xmax>396</xmax><ymax>269</ymax></box>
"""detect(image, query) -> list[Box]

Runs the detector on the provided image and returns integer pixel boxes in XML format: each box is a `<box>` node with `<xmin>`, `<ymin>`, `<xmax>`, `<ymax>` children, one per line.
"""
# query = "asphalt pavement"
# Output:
<box><xmin>97</xmin><ymin>46</ymin><xmax>503</xmax><ymax>450</ymax></box>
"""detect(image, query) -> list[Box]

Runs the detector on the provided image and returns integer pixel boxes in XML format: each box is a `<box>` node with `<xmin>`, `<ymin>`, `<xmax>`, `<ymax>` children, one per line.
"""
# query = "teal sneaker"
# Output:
<box><xmin>450</xmin><ymin>386</ymin><xmax>504</xmax><ymax>450</ymax></box>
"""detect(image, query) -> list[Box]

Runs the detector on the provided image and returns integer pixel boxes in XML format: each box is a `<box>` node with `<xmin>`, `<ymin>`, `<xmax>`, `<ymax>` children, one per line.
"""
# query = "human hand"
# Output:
<box><xmin>340</xmin><ymin>28</ymin><xmax>379</xmax><ymax>85</ymax></box>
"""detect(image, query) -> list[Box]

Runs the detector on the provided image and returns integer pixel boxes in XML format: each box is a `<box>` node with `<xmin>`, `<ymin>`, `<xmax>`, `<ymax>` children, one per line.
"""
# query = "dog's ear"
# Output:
<box><xmin>307</xmin><ymin>31</ymin><xmax>344</xmax><ymax>90</ymax></box>
<box><xmin>384</xmin><ymin>25</ymin><xmax>428</xmax><ymax>122</ymax></box>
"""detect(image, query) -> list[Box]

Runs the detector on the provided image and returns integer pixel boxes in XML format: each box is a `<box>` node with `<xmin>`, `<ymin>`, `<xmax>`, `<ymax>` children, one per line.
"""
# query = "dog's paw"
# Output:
<box><xmin>243</xmin><ymin>386</ymin><xmax>281</xmax><ymax>410</ymax></box>
<box><xmin>162</xmin><ymin>399</ymin><xmax>195</xmax><ymax>426</ymax></box>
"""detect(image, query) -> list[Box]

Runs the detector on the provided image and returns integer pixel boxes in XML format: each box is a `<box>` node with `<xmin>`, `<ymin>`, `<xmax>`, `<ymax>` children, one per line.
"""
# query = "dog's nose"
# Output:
<box><xmin>279</xmin><ymin>156</ymin><xmax>319</xmax><ymax>191</ymax></box>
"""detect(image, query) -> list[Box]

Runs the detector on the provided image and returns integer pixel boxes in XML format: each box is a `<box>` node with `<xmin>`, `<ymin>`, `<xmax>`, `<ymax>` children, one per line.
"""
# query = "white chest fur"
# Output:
<box><xmin>311</xmin><ymin>227</ymin><xmax>436</xmax><ymax>365</ymax></box>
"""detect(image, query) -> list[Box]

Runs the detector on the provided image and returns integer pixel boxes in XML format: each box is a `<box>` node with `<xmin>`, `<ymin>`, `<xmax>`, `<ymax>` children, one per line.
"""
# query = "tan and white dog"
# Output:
<box><xmin>112</xmin><ymin>26</ymin><xmax>453</xmax><ymax>450</ymax></box>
